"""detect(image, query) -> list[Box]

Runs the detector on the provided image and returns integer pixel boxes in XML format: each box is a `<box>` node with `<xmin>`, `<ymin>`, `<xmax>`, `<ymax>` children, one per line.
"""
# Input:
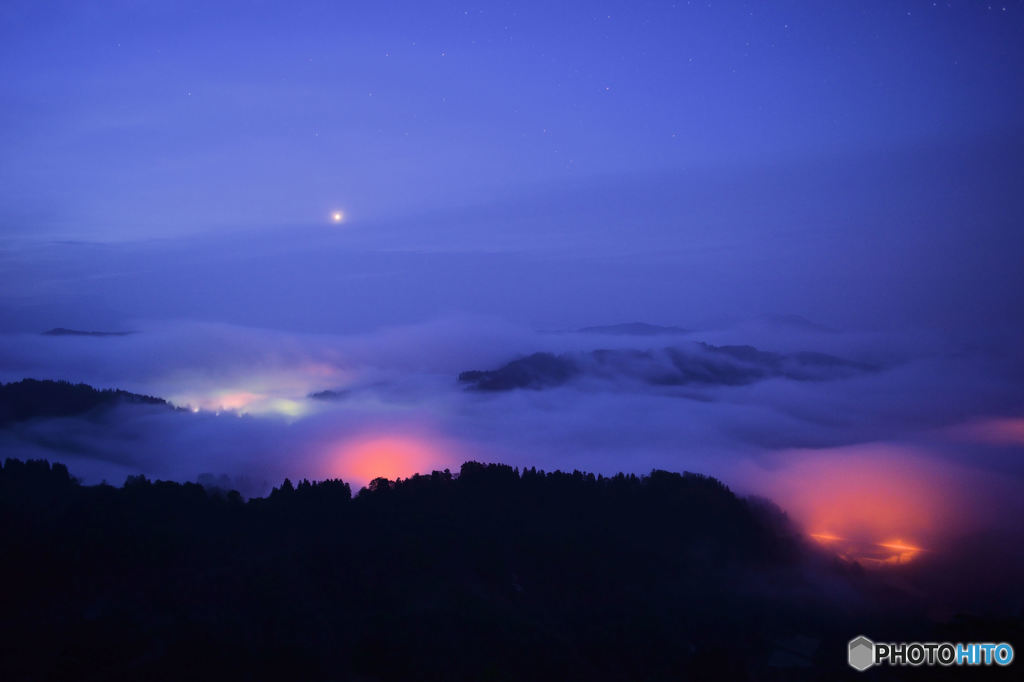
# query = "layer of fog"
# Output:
<box><xmin>0</xmin><ymin>316</ymin><xmax>1021</xmax><ymax>558</ymax></box>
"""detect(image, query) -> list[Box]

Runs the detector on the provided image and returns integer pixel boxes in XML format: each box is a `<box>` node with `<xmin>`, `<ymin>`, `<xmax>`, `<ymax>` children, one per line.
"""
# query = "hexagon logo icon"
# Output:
<box><xmin>848</xmin><ymin>636</ymin><xmax>875</xmax><ymax>671</ymax></box>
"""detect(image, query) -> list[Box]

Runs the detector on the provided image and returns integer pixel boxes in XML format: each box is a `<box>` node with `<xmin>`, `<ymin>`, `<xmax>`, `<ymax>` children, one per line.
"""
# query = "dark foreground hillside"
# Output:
<box><xmin>0</xmin><ymin>459</ymin><xmax>1017</xmax><ymax>681</ymax></box>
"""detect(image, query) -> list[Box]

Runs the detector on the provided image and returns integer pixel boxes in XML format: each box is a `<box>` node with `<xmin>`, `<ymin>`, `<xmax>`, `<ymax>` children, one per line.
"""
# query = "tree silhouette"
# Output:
<box><xmin>0</xmin><ymin>457</ymin><xmax>1010</xmax><ymax>681</ymax></box>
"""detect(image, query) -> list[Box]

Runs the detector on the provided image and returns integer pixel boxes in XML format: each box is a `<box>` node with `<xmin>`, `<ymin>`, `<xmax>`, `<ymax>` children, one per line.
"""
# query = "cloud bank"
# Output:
<box><xmin>0</xmin><ymin>315</ymin><xmax>1021</xmax><ymax>565</ymax></box>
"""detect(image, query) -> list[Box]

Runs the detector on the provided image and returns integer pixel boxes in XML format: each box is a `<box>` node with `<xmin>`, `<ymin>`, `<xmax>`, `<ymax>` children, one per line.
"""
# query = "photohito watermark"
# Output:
<box><xmin>848</xmin><ymin>635</ymin><xmax>1014</xmax><ymax>671</ymax></box>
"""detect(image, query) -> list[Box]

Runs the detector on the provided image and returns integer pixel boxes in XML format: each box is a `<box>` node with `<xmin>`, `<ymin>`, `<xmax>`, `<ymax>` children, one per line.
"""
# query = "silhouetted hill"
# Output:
<box><xmin>2</xmin><ymin>458</ymin><xmax>1007</xmax><ymax>681</ymax></box>
<box><xmin>42</xmin><ymin>327</ymin><xmax>135</xmax><ymax>337</ymax></box>
<box><xmin>0</xmin><ymin>379</ymin><xmax>168</xmax><ymax>426</ymax></box>
<box><xmin>459</xmin><ymin>342</ymin><xmax>876</xmax><ymax>391</ymax></box>
<box><xmin>460</xmin><ymin>352</ymin><xmax>580</xmax><ymax>390</ymax></box>
<box><xmin>308</xmin><ymin>388</ymin><xmax>352</xmax><ymax>401</ymax></box>
<box><xmin>0</xmin><ymin>458</ymin><xmax>790</xmax><ymax>680</ymax></box>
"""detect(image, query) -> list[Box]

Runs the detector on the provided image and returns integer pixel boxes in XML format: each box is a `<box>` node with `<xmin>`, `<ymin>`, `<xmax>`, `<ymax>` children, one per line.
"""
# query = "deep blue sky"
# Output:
<box><xmin>0</xmin><ymin>1</ymin><xmax>1022</xmax><ymax>337</ymax></box>
<box><xmin>3</xmin><ymin>1</ymin><xmax>1023</xmax><ymax>238</ymax></box>
<box><xmin>2</xmin><ymin>2</ymin><xmax>1023</xmax><ymax>543</ymax></box>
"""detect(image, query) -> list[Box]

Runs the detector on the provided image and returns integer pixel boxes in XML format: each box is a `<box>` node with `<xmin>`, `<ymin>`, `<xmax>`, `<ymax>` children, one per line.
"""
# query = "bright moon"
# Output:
<box><xmin>331</xmin><ymin>211</ymin><xmax>344</xmax><ymax>223</ymax></box>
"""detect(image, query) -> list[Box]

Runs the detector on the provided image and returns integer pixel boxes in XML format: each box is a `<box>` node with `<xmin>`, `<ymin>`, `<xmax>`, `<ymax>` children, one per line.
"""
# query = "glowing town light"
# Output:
<box><xmin>807</xmin><ymin>532</ymin><xmax>926</xmax><ymax>566</ymax></box>
<box><xmin>326</xmin><ymin>432</ymin><xmax>462</xmax><ymax>488</ymax></box>
<box><xmin>877</xmin><ymin>540</ymin><xmax>922</xmax><ymax>553</ymax></box>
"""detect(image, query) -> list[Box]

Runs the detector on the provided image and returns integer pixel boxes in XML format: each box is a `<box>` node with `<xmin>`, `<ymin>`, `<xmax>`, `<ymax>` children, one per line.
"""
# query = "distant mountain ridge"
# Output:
<box><xmin>459</xmin><ymin>342</ymin><xmax>876</xmax><ymax>391</ymax></box>
<box><xmin>576</xmin><ymin>322</ymin><xmax>690</xmax><ymax>336</ymax></box>
<box><xmin>42</xmin><ymin>328</ymin><xmax>135</xmax><ymax>337</ymax></box>
<box><xmin>308</xmin><ymin>388</ymin><xmax>351</xmax><ymax>401</ymax></box>
<box><xmin>0</xmin><ymin>379</ymin><xmax>168</xmax><ymax>426</ymax></box>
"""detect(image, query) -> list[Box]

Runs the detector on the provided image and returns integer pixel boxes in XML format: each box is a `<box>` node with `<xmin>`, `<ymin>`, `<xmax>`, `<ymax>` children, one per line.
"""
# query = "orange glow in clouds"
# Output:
<box><xmin>810</xmin><ymin>533</ymin><xmax>924</xmax><ymax>566</ymax></box>
<box><xmin>214</xmin><ymin>391</ymin><xmax>265</xmax><ymax>411</ymax></box>
<box><xmin>328</xmin><ymin>433</ymin><xmax>458</xmax><ymax>488</ymax></box>
<box><xmin>740</xmin><ymin>443</ymin><xmax>970</xmax><ymax>567</ymax></box>
<box><xmin>947</xmin><ymin>415</ymin><xmax>1024</xmax><ymax>446</ymax></box>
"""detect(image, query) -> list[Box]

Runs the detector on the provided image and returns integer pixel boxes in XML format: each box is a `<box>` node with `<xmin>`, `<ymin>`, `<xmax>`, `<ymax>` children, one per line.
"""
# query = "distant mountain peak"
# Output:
<box><xmin>42</xmin><ymin>328</ymin><xmax>135</xmax><ymax>337</ymax></box>
<box><xmin>459</xmin><ymin>342</ymin><xmax>877</xmax><ymax>392</ymax></box>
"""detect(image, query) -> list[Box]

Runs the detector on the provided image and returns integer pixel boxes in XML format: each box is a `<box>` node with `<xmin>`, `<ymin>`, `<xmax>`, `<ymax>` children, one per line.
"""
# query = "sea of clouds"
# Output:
<box><xmin>1</xmin><ymin>314</ymin><xmax>1022</xmax><ymax>560</ymax></box>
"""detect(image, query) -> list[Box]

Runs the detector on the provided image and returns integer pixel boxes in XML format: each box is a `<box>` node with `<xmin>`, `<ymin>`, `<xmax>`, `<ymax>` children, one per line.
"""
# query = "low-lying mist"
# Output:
<box><xmin>1</xmin><ymin>315</ymin><xmax>1022</xmax><ymax>578</ymax></box>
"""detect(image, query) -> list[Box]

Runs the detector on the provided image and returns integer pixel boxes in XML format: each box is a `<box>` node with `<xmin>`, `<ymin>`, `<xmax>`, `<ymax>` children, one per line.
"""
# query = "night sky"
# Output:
<box><xmin>4</xmin><ymin>2</ymin><xmax>1022</xmax><ymax>237</ymax></box>
<box><xmin>2</xmin><ymin>1</ymin><xmax>1023</xmax><ymax>562</ymax></box>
